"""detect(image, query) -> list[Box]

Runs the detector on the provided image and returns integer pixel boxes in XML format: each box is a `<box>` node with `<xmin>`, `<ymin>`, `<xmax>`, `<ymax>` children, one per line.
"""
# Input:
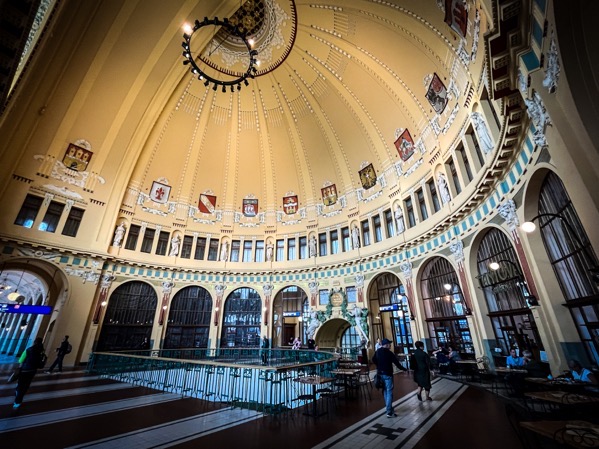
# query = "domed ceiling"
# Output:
<box><xmin>116</xmin><ymin>0</ymin><xmax>488</xmax><ymax>234</ymax></box>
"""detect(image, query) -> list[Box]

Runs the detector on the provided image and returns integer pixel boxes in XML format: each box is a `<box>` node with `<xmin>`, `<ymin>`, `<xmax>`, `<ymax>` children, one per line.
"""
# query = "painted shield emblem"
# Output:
<box><xmin>243</xmin><ymin>199</ymin><xmax>258</xmax><ymax>217</ymax></box>
<box><xmin>62</xmin><ymin>143</ymin><xmax>92</xmax><ymax>172</ymax></box>
<box><xmin>283</xmin><ymin>195</ymin><xmax>298</xmax><ymax>215</ymax></box>
<box><xmin>149</xmin><ymin>181</ymin><xmax>171</xmax><ymax>204</ymax></box>
<box><xmin>444</xmin><ymin>0</ymin><xmax>468</xmax><ymax>39</ymax></box>
<box><xmin>321</xmin><ymin>184</ymin><xmax>338</xmax><ymax>206</ymax></box>
<box><xmin>198</xmin><ymin>194</ymin><xmax>216</xmax><ymax>214</ymax></box>
<box><xmin>394</xmin><ymin>129</ymin><xmax>415</xmax><ymax>162</ymax></box>
<box><xmin>426</xmin><ymin>73</ymin><xmax>448</xmax><ymax>115</ymax></box>
<box><xmin>359</xmin><ymin>164</ymin><xmax>377</xmax><ymax>190</ymax></box>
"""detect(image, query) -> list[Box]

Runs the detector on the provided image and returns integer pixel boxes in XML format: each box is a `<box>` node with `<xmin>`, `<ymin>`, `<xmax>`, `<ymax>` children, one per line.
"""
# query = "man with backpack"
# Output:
<box><xmin>45</xmin><ymin>335</ymin><xmax>71</xmax><ymax>374</ymax></box>
<box><xmin>14</xmin><ymin>337</ymin><xmax>46</xmax><ymax>409</ymax></box>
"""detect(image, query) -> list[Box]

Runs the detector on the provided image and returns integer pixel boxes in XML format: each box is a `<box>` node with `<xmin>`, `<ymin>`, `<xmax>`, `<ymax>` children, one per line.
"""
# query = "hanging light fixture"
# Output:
<box><xmin>181</xmin><ymin>17</ymin><xmax>259</xmax><ymax>92</ymax></box>
<box><xmin>7</xmin><ymin>270</ymin><xmax>26</xmax><ymax>303</ymax></box>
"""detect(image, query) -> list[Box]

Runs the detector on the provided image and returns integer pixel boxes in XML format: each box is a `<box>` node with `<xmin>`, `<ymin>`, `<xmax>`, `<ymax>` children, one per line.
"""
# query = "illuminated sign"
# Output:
<box><xmin>379</xmin><ymin>304</ymin><xmax>400</xmax><ymax>312</ymax></box>
<box><xmin>283</xmin><ymin>311</ymin><xmax>301</xmax><ymax>317</ymax></box>
<box><xmin>0</xmin><ymin>304</ymin><xmax>53</xmax><ymax>315</ymax></box>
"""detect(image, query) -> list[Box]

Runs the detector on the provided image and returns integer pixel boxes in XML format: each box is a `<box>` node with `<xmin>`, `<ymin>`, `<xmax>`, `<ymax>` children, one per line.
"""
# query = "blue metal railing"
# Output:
<box><xmin>87</xmin><ymin>348</ymin><xmax>342</xmax><ymax>415</ymax></box>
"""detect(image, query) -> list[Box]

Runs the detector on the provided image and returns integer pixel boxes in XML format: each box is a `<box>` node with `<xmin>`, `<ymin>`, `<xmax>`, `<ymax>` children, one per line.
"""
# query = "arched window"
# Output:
<box><xmin>368</xmin><ymin>273</ymin><xmax>413</xmax><ymax>354</ymax></box>
<box><xmin>164</xmin><ymin>286</ymin><xmax>212</xmax><ymax>349</ymax></box>
<box><xmin>420</xmin><ymin>257</ymin><xmax>473</xmax><ymax>353</ymax></box>
<box><xmin>476</xmin><ymin>228</ymin><xmax>544</xmax><ymax>357</ymax></box>
<box><xmin>220</xmin><ymin>287</ymin><xmax>261</xmax><ymax>348</ymax></box>
<box><xmin>341</xmin><ymin>325</ymin><xmax>361</xmax><ymax>350</ymax></box>
<box><xmin>537</xmin><ymin>172</ymin><xmax>599</xmax><ymax>364</ymax></box>
<box><xmin>272</xmin><ymin>285</ymin><xmax>307</xmax><ymax>347</ymax></box>
<box><xmin>97</xmin><ymin>281</ymin><xmax>157</xmax><ymax>351</ymax></box>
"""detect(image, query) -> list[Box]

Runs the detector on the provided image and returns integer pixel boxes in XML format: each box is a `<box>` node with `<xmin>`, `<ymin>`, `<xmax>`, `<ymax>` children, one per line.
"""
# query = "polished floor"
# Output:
<box><xmin>0</xmin><ymin>363</ymin><xmax>525</xmax><ymax>449</ymax></box>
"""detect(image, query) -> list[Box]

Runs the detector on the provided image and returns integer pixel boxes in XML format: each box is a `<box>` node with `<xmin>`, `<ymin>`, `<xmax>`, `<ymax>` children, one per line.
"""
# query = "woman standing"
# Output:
<box><xmin>14</xmin><ymin>337</ymin><xmax>46</xmax><ymax>409</ymax></box>
<box><xmin>412</xmin><ymin>341</ymin><xmax>432</xmax><ymax>401</ymax></box>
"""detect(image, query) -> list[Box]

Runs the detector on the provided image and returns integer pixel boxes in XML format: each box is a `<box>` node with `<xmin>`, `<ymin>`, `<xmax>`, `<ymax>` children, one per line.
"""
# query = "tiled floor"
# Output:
<box><xmin>0</xmin><ymin>367</ymin><xmax>525</xmax><ymax>449</ymax></box>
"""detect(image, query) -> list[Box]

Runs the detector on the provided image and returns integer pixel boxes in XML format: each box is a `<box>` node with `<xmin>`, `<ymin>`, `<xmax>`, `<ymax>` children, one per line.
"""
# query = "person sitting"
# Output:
<box><xmin>433</xmin><ymin>348</ymin><xmax>450</xmax><ymax>375</ymax></box>
<box><xmin>447</xmin><ymin>346</ymin><xmax>461</xmax><ymax>375</ymax></box>
<box><xmin>506</xmin><ymin>349</ymin><xmax>524</xmax><ymax>368</ymax></box>
<box><xmin>565</xmin><ymin>360</ymin><xmax>597</xmax><ymax>384</ymax></box>
<box><xmin>522</xmin><ymin>350</ymin><xmax>547</xmax><ymax>378</ymax></box>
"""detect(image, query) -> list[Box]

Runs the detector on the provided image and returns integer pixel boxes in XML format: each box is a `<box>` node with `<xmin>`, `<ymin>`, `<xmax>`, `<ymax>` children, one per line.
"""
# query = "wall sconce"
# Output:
<box><xmin>522</xmin><ymin>212</ymin><xmax>599</xmax><ymax>286</ymax></box>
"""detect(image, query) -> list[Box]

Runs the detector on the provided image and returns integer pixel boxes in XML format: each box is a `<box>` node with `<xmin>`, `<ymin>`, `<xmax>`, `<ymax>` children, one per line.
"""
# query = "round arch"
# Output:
<box><xmin>0</xmin><ymin>258</ymin><xmax>68</xmax><ymax>359</ymax></box>
<box><xmin>271</xmin><ymin>284</ymin><xmax>308</xmax><ymax>348</ymax></box>
<box><xmin>96</xmin><ymin>280</ymin><xmax>158</xmax><ymax>351</ymax></box>
<box><xmin>471</xmin><ymin>226</ymin><xmax>545</xmax><ymax>361</ymax></box>
<box><xmin>366</xmin><ymin>271</ymin><xmax>413</xmax><ymax>355</ymax></box>
<box><xmin>220</xmin><ymin>286</ymin><xmax>261</xmax><ymax>348</ymax></box>
<box><xmin>417</xmin><ymin>255</ymin><xmax>473</xmax><ymax>354</ymax></box>
<box><xmin>164</xmin><ymin>285</ymin><xmax>212</xmax><ymax>349</ymax></box>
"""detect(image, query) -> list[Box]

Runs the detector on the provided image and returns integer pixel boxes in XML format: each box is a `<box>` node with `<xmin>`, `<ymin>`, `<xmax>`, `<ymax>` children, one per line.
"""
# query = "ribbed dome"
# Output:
<box><xmin>124</xmin><ymin>0</ymin><xmax>487</xmax><ymax>231</ymax></box>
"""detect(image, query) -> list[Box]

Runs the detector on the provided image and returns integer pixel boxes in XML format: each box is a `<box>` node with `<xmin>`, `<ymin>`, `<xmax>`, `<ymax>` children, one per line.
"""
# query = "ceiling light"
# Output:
<box><xmin>181</xmin><ymin>17</ymin><xmax>259</xmax><ymax>93</ymax></box>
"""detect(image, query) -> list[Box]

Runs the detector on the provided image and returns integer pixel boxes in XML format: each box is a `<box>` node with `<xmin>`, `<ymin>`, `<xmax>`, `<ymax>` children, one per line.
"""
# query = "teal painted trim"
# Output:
<box><xmin>532</xmin><ymin>20</ymin><xmax>543</xmax><ymax>46</ymax></box>
<box><xmin>73</xmin><ymin>258</ymin><xmax>81</xmax><ymax>265</ymax></box>
<box><xmin>60</xmin><ymin>256</ymin><xmax>69</xmax><ymax>263</ymax></box>
<box><xmin>515</xmin><ymin>160</ymin><xmax>523</xmax><ymax>175</ymax></box>
<box><xmin>509</xmin><ymin>172</ymin><xmax>517</xmax><ymax>185</ymax></box>
<box><xmin>2</xmin><ymin>246</ymin><xmax>14</xmax><ymax>254</ymax></box>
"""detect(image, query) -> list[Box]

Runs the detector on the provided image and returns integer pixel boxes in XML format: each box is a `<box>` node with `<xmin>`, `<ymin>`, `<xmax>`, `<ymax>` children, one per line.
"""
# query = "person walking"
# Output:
<box><xmin>260</xmin><ymin>335</ymin><xmax>270</xmax><ymax>365</ymax></box>
<box><xmin>45</xmin><ymin>335</ymin><xmax>71</xmax><ymax>374</ymax></box>
<box><xmin>372</xmin><ymin>338</ymin><xmax>407</xmax><ymax>417</ymax></box>
<box><xmin>412</xmin><ymin>341</ymin><xmax>432</xmax><ymax>401</ymax></box>
<box><xmin>14</xmin><ymin>337</ymin><xmax>46</xmax><ymax>409</ymax></box>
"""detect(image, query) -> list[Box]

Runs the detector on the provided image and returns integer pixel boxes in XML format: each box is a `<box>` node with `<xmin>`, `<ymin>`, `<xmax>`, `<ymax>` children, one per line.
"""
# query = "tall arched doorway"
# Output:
<box><xmin>534</xmin><ymin>172</ymin><xmax>599</xmax><ymax>364</ymax></box>
<box><xmin>272</xmin><ymin>285</ymin><xmax>308</xmax><ymax>347</ymax></box>
<box><xmin>164</xmin><ymin>285</ymin><xmax>212</xmax><ymax>349</ymax></box>
<box><xmin>420</xmin><ymin>257</ymin><xmax>473</xmax><ymax>354</ymax></box>
<box><xmin>96</xmin><ymin>281</ymin><xmax>157</xmax><ymax>351</ymax></box>
<box><xmin>368</xmin><ymin>272</ymin><xmax>413</xmax><ymax>354</ymax></box>
<box><xmin>220</xmin><ymin>287</ymin><xmax>261</xmax><ymax>348</ymax></box>
<box><xmin>475</xmin><ymin>228</ymin><xmax>544</xmax><ymax>359</ymax></box>
<box><xmin>0</xmin><ymin>267</ymin><xmax>49</xmax><ymax>357</ymax></box>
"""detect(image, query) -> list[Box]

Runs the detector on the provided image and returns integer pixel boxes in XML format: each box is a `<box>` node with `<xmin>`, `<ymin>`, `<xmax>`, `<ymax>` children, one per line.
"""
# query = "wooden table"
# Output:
<box><xmin>521</xmin><ymin>420</ymin><xmax>599</xmax><ymax>448</ymax></box>
<box><xmin>495</xmin><ymin>367</ymin><xmax>528</xmax><ymax>374</ymax></box>
<box><xmin>294</xmin><ymin>376</ymin><xmax>335</xmax><ymax>417</ymax></box>
<box><xmin>526</xmin><ymin>377</ymin><xmax>590</xmax><ymax>391</ymax></box>
<box><xmin>330</xmin><ymin>368</ymin><xmax>361</xmax><ymax>399</ymax></box>
<box><xmin>525</xmin><ymin>391</ymin><xmax>599</xmax><ymax>405</ymax></box>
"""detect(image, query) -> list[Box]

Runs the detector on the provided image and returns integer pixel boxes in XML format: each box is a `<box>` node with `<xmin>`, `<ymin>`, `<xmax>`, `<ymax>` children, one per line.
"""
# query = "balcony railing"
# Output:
<box><xmin>87</xmin><ymin>348</ymin><xmax>344</xmax><ymax>415</ymax></box>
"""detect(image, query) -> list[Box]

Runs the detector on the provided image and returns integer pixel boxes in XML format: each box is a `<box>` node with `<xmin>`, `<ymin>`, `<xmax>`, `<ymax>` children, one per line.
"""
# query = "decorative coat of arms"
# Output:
<box><xmin>62</xmin><ymin>143</ymin><xmax>92</xmax><ymax>172</ymax></box>
<box><xmin>444</xmin><ymin>0</ymin><xmax>468</xmax><ymax>39</ymax></box>
<box><xmin>198</xmin><ymin>193</ymin><xmax>216</xmax><ymax>214</ymax></box>
<box><xmin>359</xmin><ymin>163</ymin><xmax>377</xmax><ymax>190</ymax></box>
<box><xmin>321</xmin><ymin>183</ymin><xmax>337</xmax><ymax>206</ymax></box>
<box><xmin>394</xmin><ymin>128</ymin><xmax>415</xmax><ymax>162</ymax></box>
<box><xmin>283</xmin><ymin>195</ymin><xmax>298</xmax><ymax>215</ymax></box>
<box><xmin>149</xmin><ymin>180</ymin><xmax>171</xmax><ymax>204</ymax></box>
<box><xmin>425</xmin><ymin>73</ymin><xmax>449</xmax><ymax>115</ymax></box>
<box><xmin>243</xmin><ymin>198</ymin><xmax>258</xmax><ymax>217</ymax></box>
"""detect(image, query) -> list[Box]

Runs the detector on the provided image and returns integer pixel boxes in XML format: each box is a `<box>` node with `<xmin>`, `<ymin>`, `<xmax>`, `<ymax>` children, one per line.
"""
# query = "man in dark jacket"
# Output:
<box><xmin>45</xmin><ymin>335</ymin><xmax>70</xmax><ymax>374</ymax></box>
<box><xmin>14</xmin><ymin>337</ymin><xmax>46</xmax><ymax>409</ymax></box>
<box><xmin>372</xmin><ymin>338</ymin><xmax>407</xmax><ymax>417</ymax></box>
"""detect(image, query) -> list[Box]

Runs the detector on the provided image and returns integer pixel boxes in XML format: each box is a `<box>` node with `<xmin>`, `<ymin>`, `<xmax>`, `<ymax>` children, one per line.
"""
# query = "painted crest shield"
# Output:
<box><xmin>444</xmin><ymin>0</ymin><xmax>468</xmax><ymax>39</ymax></box>
<box><xmin>62</xmin><ymin>143</ymin><xmax>92</xmax><ymax>172</ymax></box>
<box><xmin>149</xmin><ymin>181</ymin><xmax>171</xmax><ymax>204</ymax></box>
<box><xmin>198</xmin><ymin>193</ymin><xmax>216</xmax><ymax>214</ymax></box>
<box><xmin>426</xmin><ymin>73</ymin><xmax>449</xmax><ymax>115</ymax></box>
<box><xmin>359</xmin><ymin>164</ymin><xmax>377</xmax><ymax>190</ymax></box>
<box><xmin>321</xmin><ymin>184</ymin><xmax>338</xmax><ymax>206</ymax></box>
<box><xmin>243</xmin><ymin>198</ymin><xmax>258</xmax><ymax>217</ymax></box>
<box><xmin>283</xmin><ymin>195</ymin><xmax>298</xmax><ymax>215</ymax></box>
<box><xmin>394</xmin><ymin>129</ymin><xmax>415</xmax><ymax>162</ymax></box>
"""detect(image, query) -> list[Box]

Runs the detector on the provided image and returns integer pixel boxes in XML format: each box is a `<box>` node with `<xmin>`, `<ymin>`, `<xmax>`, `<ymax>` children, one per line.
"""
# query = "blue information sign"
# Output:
<box><xmin>379</xmin><ymin>304</ymin><xmax>400</xmax><ymax>312</ymax></box>
<box><xmin>0</xmin><ymin>304</ymin><xmax>53</xmax><ymax>315</ymax></box>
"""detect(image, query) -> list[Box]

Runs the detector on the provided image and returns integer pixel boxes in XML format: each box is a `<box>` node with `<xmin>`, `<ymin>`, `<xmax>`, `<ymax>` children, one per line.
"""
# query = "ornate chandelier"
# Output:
<box><xmin>181</xmin><ymin>17</ymin><xmax>259</xmax><ymax>92</ymax></box>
